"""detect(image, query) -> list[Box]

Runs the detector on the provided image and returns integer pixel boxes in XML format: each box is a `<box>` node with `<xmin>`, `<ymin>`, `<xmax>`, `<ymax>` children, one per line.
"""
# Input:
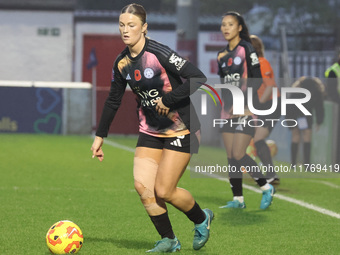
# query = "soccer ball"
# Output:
<box><xmin>266</xmin><ymin>140</ymin><xmax>278</xmax><ymax>157</ymax></box>
<box><xmin>46</xmin><ymin>220</ymin><xmax>83</xmax><ymax>254</ymax></box>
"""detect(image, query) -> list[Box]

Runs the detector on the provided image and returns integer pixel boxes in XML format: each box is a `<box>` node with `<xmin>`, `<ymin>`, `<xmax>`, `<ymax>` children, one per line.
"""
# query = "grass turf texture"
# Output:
<box><xmin>0</xmin><ymin>134</ymin><xmax>339</xmax><ymax>254</ymax></box>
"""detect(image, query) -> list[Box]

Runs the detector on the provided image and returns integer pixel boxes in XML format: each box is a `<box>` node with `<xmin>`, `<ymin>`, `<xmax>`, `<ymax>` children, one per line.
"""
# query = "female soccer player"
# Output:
<box><xmin>90</xmin><ymin>3</ymin><xmax>213</xmax><ymax>253</ymax></box>
<box><xmin>217</xmin><ymin>12</ymin><xmax>275</xmax><ymax>209</ymax></box>
<box><xmin>250</xmin><ymin>35</ymin><xmax>281</xmax><ymax>185</ymax></box>
<box><xmin>287</xmin><ymin>76</ymin><xmax>325</xmax><ymax>167</ymax></box>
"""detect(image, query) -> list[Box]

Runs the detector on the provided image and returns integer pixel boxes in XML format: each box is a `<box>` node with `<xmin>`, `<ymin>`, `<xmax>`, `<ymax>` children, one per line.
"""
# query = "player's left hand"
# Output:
<box><xmin>91</xmin><ymin>136</ymin><xmax>104</xmax><ymax>162</ymax></box>
<box><xmin>154</xmin><ymin>97</ymin><xmax>170</xmax><ymax>116</ymax></box>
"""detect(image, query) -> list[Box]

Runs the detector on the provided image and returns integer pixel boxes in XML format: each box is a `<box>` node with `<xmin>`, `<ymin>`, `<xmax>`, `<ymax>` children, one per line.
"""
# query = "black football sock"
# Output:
<box><xmin>291</xmin><ymin>142</ymin><xmax>298</xmax><ymax>166</ymax></box>
<box><xmin>255</xmin><ymin>140</ymin><xmax>275</xmax><ymax>178</ymax></box>
<box><xmin>303</xmin><ymin>142</ymin><xmax>311</xmax><ymax>166</ymax></box>
<box><xmin>255</xmin><ymin>140</ymin><xmax>273</xmax><ymax>167</ymax></box>
<box><xmin>237</xmin><ymin>154</ymin><xmax>267</xmax><ymax>187</ymax></box>
<box><xmin>149</xmin><ymin>212</ymin><xmax>175</xmax><ymax>239</ymax></box>
<box><xmin>184</xmin><ymin>201</ymin><xmax>205</xmax><ymax>225</ymax></box>
<box><xmin>228</xmin><ymin>158</ymin><xmax>243</xmax><ymax>196</ymax></box>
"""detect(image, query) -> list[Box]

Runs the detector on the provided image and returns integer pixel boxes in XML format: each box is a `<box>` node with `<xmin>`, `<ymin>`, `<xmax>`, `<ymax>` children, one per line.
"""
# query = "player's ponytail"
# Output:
<box><xmin>250</xmin><ymin>35</ymin><xmax>264</xmax><ymax>58</ymax></box>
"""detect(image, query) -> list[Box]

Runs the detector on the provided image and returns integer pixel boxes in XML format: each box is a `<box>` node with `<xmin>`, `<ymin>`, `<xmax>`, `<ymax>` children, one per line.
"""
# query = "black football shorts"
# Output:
<box><xmin>136</xmin><ymin>132</ymin><xmax>199</xmax><ymax>154</ymax></box>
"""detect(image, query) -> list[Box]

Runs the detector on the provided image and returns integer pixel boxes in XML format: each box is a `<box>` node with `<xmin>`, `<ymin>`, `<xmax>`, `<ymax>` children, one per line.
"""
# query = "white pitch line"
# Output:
<box><xmin>273</xmin><ymin>193</ymin><xmax>340</xmax><ymax>219</ymax></box>
<box><xmin>103</xmin><ymin>139</ymin><xmax>340</xmax><ymax>220</ymax></box>
<box><xmin>192</xmin><ymin>170</ymin><xmax>340</xmax><ymax>219</ymax></box>
<box><xmin>308</xmin><ymin>180</ymin><xmax>340</xmax><ymax>189</ymax></box>
<box><xmin>104</xmin><ymin>139</ymin><xmax>136</xmax><ymax>153</ymax></box>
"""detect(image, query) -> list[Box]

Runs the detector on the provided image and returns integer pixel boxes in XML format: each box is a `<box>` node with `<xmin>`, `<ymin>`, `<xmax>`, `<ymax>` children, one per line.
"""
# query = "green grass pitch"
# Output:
<box><xmin>0</xmin><ymin>134</ymin><xmax>340</xmax><ymax>254</ymax></box>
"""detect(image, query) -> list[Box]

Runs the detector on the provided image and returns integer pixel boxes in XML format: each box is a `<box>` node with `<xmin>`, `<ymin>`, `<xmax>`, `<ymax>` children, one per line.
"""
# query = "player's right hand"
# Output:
<box><xmin>91</xmin><ymin>136</ymin><xmax>104</xmax><ymax>162</ymax></box>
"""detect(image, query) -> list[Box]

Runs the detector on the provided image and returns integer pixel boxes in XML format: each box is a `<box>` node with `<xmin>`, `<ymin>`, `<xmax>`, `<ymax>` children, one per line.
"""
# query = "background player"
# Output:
<box><xmin>325</xmin><ymin>54</ymin><xmax>340</xmax><ymax>164</ymax></box>
<box><xmin>325</xmin><ymin>53</ymin><xmax>340</xmax><ymax>104</ymax></box>
<box><xmin>217</xmin><ymin>12</ymin><xmax>275</xmax><ymax>209</ymax></box>
<box><xmin>250</xmin><ymin>35</ymin><xmax>281</xmax><ymax>185</ymax></box>
<box><xmin>91</xmin><ymin>3</ymin><xmax>213</xmax><ymax>252</ymax></box>
<box><xmin>287</xmin><ymin>76</ymin><xmax>325</xmax><ymax>167</ymax></box>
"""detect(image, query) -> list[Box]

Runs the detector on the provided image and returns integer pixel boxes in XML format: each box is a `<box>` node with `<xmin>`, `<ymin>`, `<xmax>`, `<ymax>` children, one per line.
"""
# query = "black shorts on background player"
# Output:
<box><xmin>219</xmin><ymin>116</ymin><xmax>256</xmax><ymax>137</ymax></box>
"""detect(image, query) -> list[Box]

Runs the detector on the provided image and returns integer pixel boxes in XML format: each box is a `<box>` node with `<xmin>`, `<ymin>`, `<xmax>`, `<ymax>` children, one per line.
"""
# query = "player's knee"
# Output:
<box><xmin>133</xmin><ymin>156</ymin><xmax>158</xmax><ymax>195</ymax></box>
<box><xmin>232</xmin><ymin>151</ymin><xmax>245</xmax><ymax>161</ymax></box>
<box><xmin>253</xmin><ymin>133</ymin><xmax>261</xmax><ymax>143</ymax></box>
<box><xmin>292</xmin><ymin>137</ymin><xmax>299</xmax><ymax>143</ymax></box>
<box><xmin>134</xmin><ymin>180</ymin><xmax>145</xmax><ymax>196</ymax></box>
<box><xmin>140</xmin><ymin>186</ymin><xmax>155</xmax><ymax>202</ymax></box>
<box><xmin>154</xmin><ymin>186</ymin><xmax>173</xmax><ymax>202</ymax></box>
<box><xmin>135</xmin><ymin>180</ymin><xmax>156</xmax><ymax>204</ymax></box>
<box><xmin>291</xmin><ymin>128</ymin><xmax>300</xmax><ymax>142</ymax></box>
<box><xmin>138</xmin><ymin>185</ymin><xmax>166</xmax><ymax>215</ymax></box>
